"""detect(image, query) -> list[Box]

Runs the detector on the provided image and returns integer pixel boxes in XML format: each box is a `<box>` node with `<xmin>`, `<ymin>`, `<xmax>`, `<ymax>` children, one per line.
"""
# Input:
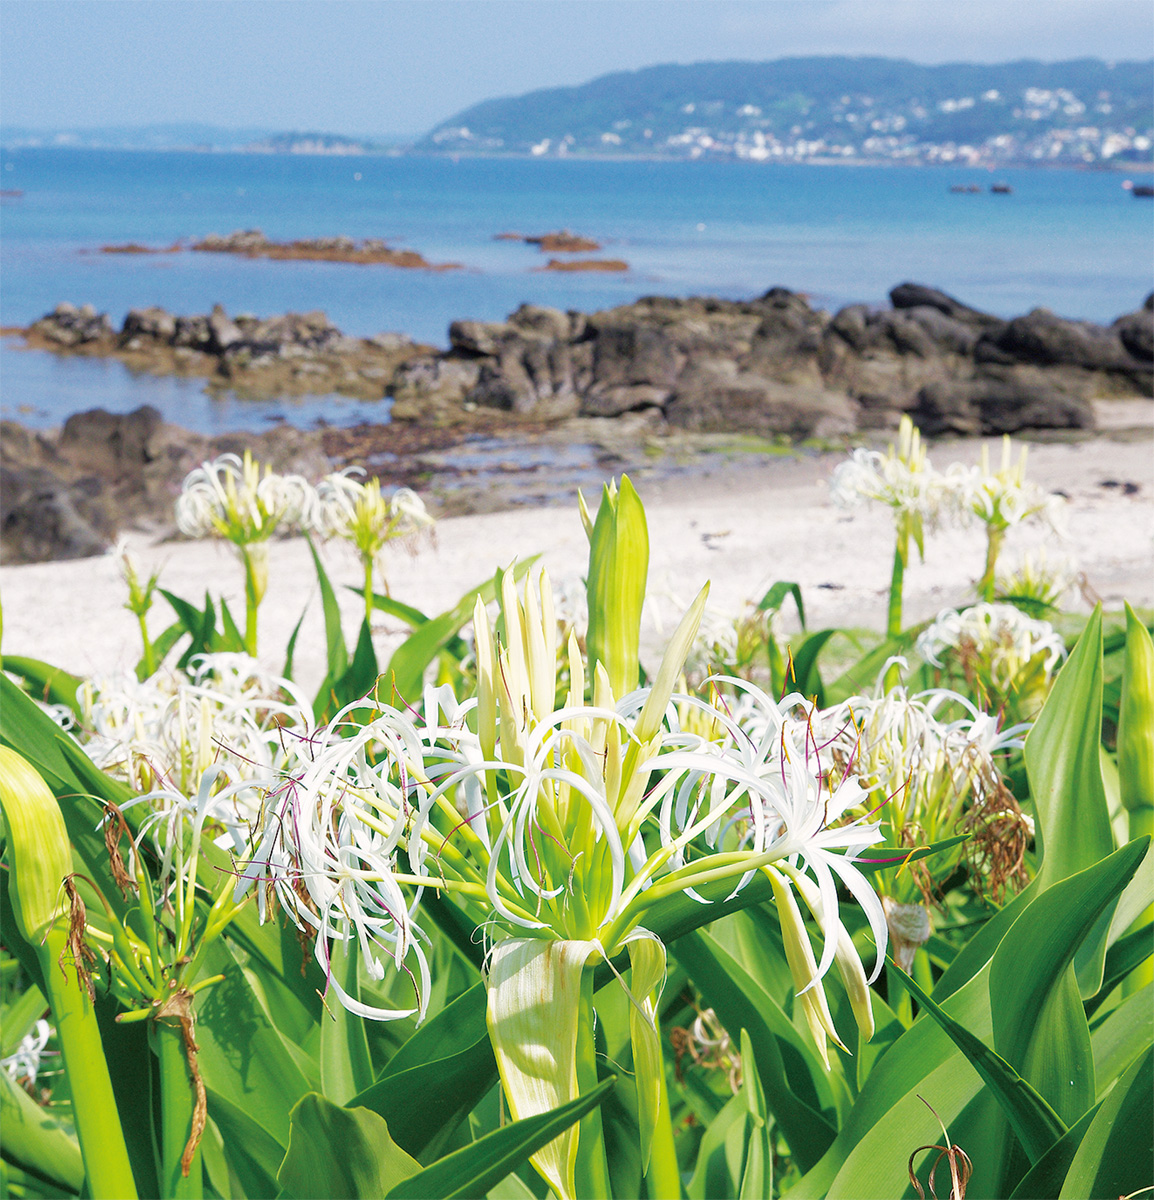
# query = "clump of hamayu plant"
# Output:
<box><xmin>917</xmin><ymin>602</ymin><xmax>1067</xmax><ymax>721</ymax></box>
<box><xmin>831</xmin><ymin>415</ymin><xmax>947</xmax><ymax>639</ymax></box>
<box><xmin>947</xmin><ymin>437</ymin><xmax>1066</xmax><ymax>602</ymax></box>
<box><xmin>831</xmin><ymin>421</ymin><xmax>1067</xmax><ymax>642</ymax></box>
<box><xmin>175</xmin><ymin>450</ymin><xmax>316</xmax><ymax>654</ymax></box>
<box><xmin>804</xmin><ymin>670</ymin><xmax>1031</xmax><ymax>970</ymax></box>
<box><xmin>995</xmin><ymin>547</ymin><xmax>1081</xmax><ymax>612</ymax></box>
<box><xmin>233</xmin><ymin>478</ymin><xmax>890</xmax><ymax>1200</ymax></box>
<box><xmin>312</xmin><ymin>469</ymin><xmax>435</xmax><ymax>623</ymax></box>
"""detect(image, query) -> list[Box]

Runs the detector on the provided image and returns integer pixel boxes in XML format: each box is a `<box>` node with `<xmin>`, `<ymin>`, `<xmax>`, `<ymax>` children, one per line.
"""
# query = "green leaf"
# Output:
<box><xmin>991</xmin><ymin>839</ymin><xmax>1148</xmax><ymax>1123</ymax></box>
<box><xmin>1</xmin><ymin>656</ymin><xmax>82</xmax><ymax>715</ymax></box>
<box><xmin>0</xmin><ymin>1067</ymin><xmax>85</xmax><ymax>1193</ymax></box>
<box><xmin>1025</xmin><ymin>607</ymin><xmax>1116</xmax><ymax>996</ymax></box>
<box><xmin>366</xmin><ymin>592</ymin><xmax>430</xmax><ymax>628</ymax></box>
<box><xmin>757</xmin><ymin>580</ymin><xmax>806</xmax><ymax>628</ymax></box>
<box><xmin>889</xmin><ymin>959</ymin><xmax>1068</xmax><ymax>1162</ymax></box>
<box><xmin>282</xmin><ymin>604</ymin><xmax>308</xmax><ymax>681</ymax></box>
<box><xmin>320</xmin><ymin>938</ymin><xmax>375</xmax><ymax>1105</ymax></box>
<box><xmin>674</xmin><ymin>929</ymin><xmax>835</xmax><ymax>1174</ymax></box>
<box><xmin>383</xmin><ymin>559</ymin><xmax>538</xmax><ymax>705</ymax></box>
<box><xmin>1085</xmin><ymin>924</ymin><xmax>1154</xmax><ymax>1017</ymax></box>
<box><xmin>823</xmin><ymin>626</ymin><xmax>924</xmax><ymax>705</ymax></box>
<box><xmin>306</xmin><ymin>533</ymin><xmax>349</xmax><ymax>682</ymax></box>
<box><xmin>218</xmin><ymin>596</ymin><xmax>247</xmax><ymax>650</ymax></box>
<box><xmin>351</xmin><ymin>982</ymin><xmax>497</xmax><ymax>1161</ymax></box>
<box><xmin>1058</xmin><ymin>1045</ymin><xmax>1153</xmax><ymax>1199</ymax></box>
<box><xmin>386</xmin><ymin>1075</ymin><xmax>615</xmax><ymax>1200</ymax></box>
<box><xmin>333</xmin><ymin>618</ymin><xmax>380</xmax><ymax>707</ymax></box>
<box><xmin>790</xmin><ymin>629</ymin><xmax>835</xmax><ymax>704</ymax></box>
<box><xmin>1090</xmin><ymin>983</ymin><xmax>1152</xmax><ymax>1093</ymax></box>
<box><xmin>1008</xmin><ymin>1104</ymin><xmax>1100</xmax><ymax>1200</ymax></box>
<box><xmin>278</xmin><ymin>1094</ymin><xmax>421</xmax><ymax>1200</ymax></box>
<box><xmin>137</xmin><ymin>619</ymin><xmax>184</xmax><ymax>680</ymax></box>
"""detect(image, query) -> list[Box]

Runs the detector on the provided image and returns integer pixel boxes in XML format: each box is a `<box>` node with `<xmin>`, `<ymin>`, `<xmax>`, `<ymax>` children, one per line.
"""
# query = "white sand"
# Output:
<box><xmin>3</xmin><ymin>428</ymin><xmax>1152</xmax><ymax>695</ymax></box>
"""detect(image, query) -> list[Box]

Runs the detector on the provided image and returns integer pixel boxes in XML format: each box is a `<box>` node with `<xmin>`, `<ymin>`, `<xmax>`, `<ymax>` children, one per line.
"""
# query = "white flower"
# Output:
<box><xmin>313</xmin><ymin>470</ymin><xmax>433</xmax><ymax>554</ymax></box>
<box><xmin>831</xmin><ymin>417</ymin><xmax>947</xmax><ymax>523</ymax></box>
<box><xmin>175</xmin><ymin>451</ymin><xmax>316</xmax><ymax>544</ymax></box>
<box><xmin>917</xmin><ymin>603</ymin><xmax>1067</xmax><ymax>680</ymax></box>
<box><xmin>946</xmin><ymin>437</ymin><xmax>1066</xmax><ymax>536</ymax></box>
<box><xmin>2</xmin><ymin>1020</ymin><xmax>52</xmax><ymax>1088</ymax></box>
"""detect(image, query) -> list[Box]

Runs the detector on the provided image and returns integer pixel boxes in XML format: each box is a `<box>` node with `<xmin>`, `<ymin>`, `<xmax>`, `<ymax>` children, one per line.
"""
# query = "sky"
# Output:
<box><xmin>2</xmin><ymin>0</ymin><xmax>1152</xmax><ymax>137</ymax></box>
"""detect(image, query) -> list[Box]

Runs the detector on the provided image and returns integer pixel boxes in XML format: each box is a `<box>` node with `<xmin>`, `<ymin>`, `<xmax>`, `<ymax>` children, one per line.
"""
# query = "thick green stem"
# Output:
<box><xmin>39</xmin><ymin>930</ymin><xmax>137</xmax><ymax>1199</ymax></box>
<box><xmin>978</xmin><ymin>524</ymin><xmax>1005</xmax><ymax>603</ymax></box>
<box><xmin>886</xmin><ymin>521</ymin><xmax>908</xmax><ymax>640</ymax></box>
<box><xmin>152</xmin><ymin>1019</ymin><xmax>202</xmax><ymax>1199</ymax></box>
<box><xmin>643</xmin><ymin>1053</ymin><xmax>681</xmax><ymax>1200</ymax></box>
<box><xmin>363</xmin><ymin>558</ymin><xmax>375</xmax><ymax>627</ymax></box>
<box><xmin>573</xmin><ymin>970</ymin><xmax>612</xmax><ymax>1200</ymax></box>
<box><xmin>137</xmin><ymin>612</ymin><xmax>156</xmax><ymax>677</ymax></box>
<box><xmin>240</xmin><ymin>547</ymin><xmax>260</xmax><ymax>655</ymax></box>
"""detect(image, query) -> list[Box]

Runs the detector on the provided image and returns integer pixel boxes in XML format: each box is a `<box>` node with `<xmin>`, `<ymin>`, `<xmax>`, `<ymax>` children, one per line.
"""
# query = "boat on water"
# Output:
<box><xmin>990</xmin><ymin>183</ymin><xmax>1013</xmax><ymax>194</ymax></box>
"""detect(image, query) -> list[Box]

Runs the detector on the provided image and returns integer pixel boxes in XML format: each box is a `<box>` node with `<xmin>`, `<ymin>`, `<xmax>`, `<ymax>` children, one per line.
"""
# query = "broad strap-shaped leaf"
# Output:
<box><xmin>485</xmin><ymin>938</ymin><xmax>600</xmax><ymax>1200</ymax></box>
<box><xmin>1</xmin><ymin>655</ymin><xmax>83</xmax><ymax>714</ymax></box>
<box><xmin>889</xmin><ymin>958</ymin><xmax>1067</xmax><ymax>1161</ymax></box>
<box><xmin>305</xmin><ymin>533</ymin><xmax>349</xmax><ymax>683</ymax></box>
<box><xmin>686</xmin><ymin>1030</ymin><xmax>772</xmax><ymax>1200</ymax></box>
<box><xmin>386</xmin><ymin>1075</ymin><xmax>615</xmax><ymax>1200</ymax></box>
<box><xmin>1025</xmin><ymin>607</ymin><xmax>1116</xmax><ymax>994</ymax></box>
<box><xmin>351</xmin><ymin>982</ymin><xmax>498</xmax><ymax>1161</ymax></box>
<box><xmin>991</xmin><ymin>838</ymin><xmax>1149</xmax><ymax>1123</ymax></box>
<box><xmin>674</xmin><ymin>928</ymin><xmax>836</xmax><ymax>1174</ymax></box>
<box><xmin>1089</xmin><ymin>982</ymin><xmax>1152</xmax><ymax>1096</ymax></box>
<box><xmin>319</xmin><ymin>938</ymin><xmax>375</xmax><ymax>1105</ymax></box>
<box><xmin>0</xmin><ymin>1067</ymin><xmax>85</xmax><ymax>1193</ymax></box>
<box><xmin>278</xmin><ymin>1094</ymin><xmax>421</xmax><ymax>1199</ymax></box>
<box><xmin>1057</xmin><ymin>1045</ymin><xmax>1153</xmax><ymax>1199</ymax></box>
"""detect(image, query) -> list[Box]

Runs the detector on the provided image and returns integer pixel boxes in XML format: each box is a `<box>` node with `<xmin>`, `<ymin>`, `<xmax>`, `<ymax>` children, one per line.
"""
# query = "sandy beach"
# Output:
<box><xmin>3</xmin><ymin>411</ymin><xmax>1151</xmax><ymax>696</ymax></box>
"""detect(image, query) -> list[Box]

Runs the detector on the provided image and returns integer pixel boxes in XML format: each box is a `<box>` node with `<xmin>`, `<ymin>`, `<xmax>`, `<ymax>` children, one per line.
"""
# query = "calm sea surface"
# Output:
<box><xmin>2</xmin><ymin>148</ymin><xmax>1150</xmax><ymax>432</ymax></box>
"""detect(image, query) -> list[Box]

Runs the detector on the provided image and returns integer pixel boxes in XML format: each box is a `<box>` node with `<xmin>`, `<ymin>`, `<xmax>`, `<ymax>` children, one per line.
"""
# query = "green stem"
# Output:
<box><xmin>887</xmin><ymin>960</ymin><xmax>913</xmax><ymax>1029</ymax></box>
<box><xmin>363</xmin><ymin>558</ymin><xmax>375</xmax><ymax>628</ymax></box>
<box><xmin>240</xmin><ymin>546</ymin><xmax>260</xmax><ymax>656</ymax></box>
<box><xmin>573</xmin><ymin>970</ymin><xmax>612</xmax><ymax>1200</ymax></box>
<box><xmin>978</xmin><ymin>524</ymin><xmax>1005</xmax><ymax>603</ymax></box>
<box><xmin>643</xmin><ymin>1054</ymin><xmax>681</xmax><ymax>1200</ymax></box>
<box><xmin>137</xmin><ymin>612</ymin><xmax>156</xmax><ymax>678</ymax></box>
<box><xmin>39</xmin><ymin>929</ymin><xmax>138</xmax><ymax>1199</ymax></box>
<box><xmin>152</xmin><ymin>1018</ymin><xmax>202</xmax><ymax>1199</ymax></box>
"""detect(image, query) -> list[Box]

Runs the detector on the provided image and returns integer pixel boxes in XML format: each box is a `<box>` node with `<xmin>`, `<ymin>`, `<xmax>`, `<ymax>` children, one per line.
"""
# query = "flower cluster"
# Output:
<box><xmin>75</xmin><ymin>653</ymin><xmax>312</xmax><ymax>860</ymax></box>
<box><xmin>175</xmin><ymin>451</ymin><xmax>316</xmax><ymax>546</ymax></box>
<box><xmin>946</xmin><ymin>439</ymin><xmax>1066</xmax><ymax>538</ymax></box>
<box><xmin>830</xmin><ymin>416</ymin><xmax>947</xmax><ymax>524</ymax></box>
<box><xmin>2</xmin><ymin>1019</ymin><xmax>53</xmax><ymax>1089</ymax></box>
<box><xmin>917</xmin><ymin>602</ymin><xmax>1067</xmax><ymax>718</ymax></box>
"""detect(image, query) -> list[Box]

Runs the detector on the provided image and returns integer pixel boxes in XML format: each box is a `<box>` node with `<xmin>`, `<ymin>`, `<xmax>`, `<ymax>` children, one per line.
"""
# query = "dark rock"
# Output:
<box><xmin>912</xmin><ymin>377</ymin><xmax>1095</xmax><ymax>436</ymax></box>
<box><xmin>207</xmin><ymin>304</ymin><xmax>243</xmax><ymax>353</ymax></box>
<box><xmin>120</xmin><ymin>306</ymin><xmax>177</xmax><ymax>345</ymax></box>
<box><xmin>978</xmin><ymin>308</ymin><xmax>1137</xmax><ymax>371</ymax></box>
<box><xmin>665</xmin><ymin>361</ymin><xmax>857</xmax><ymax>438</ymax></box>
<box><xmin>58</xmin><ymin>406</ymin><xmax>164</xmax><ymax>482</ymax></box>
<box><xmin>889</xmin><ymin>282</ymin><xmax>1002</xmax><ymax>329</ymax></box>
<box><xmin>0</xmin><ymin>467</ymin><xmax>112</xmax><ymax>562</ymax></box>
<box><xmin>1114</xmin><ymin>305</ymin><xmax>1154</xmax><ymax>363</ymax></box>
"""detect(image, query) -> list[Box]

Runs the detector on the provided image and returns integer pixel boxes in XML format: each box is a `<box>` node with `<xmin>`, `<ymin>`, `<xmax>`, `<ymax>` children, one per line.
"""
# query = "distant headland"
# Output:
<box><xmin>3</xmin><ymin>56</ymin><xmax>1151</xmax><ymax>169</ymax></box>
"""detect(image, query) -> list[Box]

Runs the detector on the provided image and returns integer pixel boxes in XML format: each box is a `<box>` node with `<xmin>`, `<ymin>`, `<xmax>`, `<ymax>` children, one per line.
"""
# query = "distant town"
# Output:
<box><xmin>4</xmin><ymin>57</ymin><xmax>1152</xmax><ymax>168</ymax></box>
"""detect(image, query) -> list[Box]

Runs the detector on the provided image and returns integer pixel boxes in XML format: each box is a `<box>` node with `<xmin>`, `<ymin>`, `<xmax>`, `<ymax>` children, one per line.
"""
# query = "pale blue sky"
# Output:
<box><xmin>2</xmin><ymin>0</ymin><xmax>1151</xmax><ymax>136</ymax></box>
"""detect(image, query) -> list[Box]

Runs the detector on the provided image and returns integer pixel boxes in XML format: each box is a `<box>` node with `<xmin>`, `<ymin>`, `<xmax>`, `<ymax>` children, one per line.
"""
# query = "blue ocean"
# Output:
<box><xmin>2</xmin><ymin>148</ymin><xmax>1150</xmax><ymax>432</ymax></box>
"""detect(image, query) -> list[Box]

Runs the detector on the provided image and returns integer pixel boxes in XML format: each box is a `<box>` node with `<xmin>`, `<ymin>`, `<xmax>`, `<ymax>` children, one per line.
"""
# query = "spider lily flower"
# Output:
<box><xmin>917</xmin><ymin>602</ymin><xmax>1067</xmax><ymax>719</ymax></box>
<box><xmin>76</xmin><ymin>653</ymin><xmax>311</xmax><ymax>852</ymax></box>
<box><xmin>2</xmin><ymin>1020</ymin><xmax>53</xmax><ymax>1089</ymax></box>
<box><xmin>815</xmin><ymin>678</ymin><xmax>1031</xmax><ymax>958</ymax></box>
<box><xmin>175</xmin><ymin>450</ymin><xmax>317</xmax><ymax>651</ymax></box>
<box><xmin>946</xmin><ymin>436</ymin><xmax>1067</xmax><ymax>600</ymax></box>
<box><xmin>313</xmin><ymin>469</ymin><xmax>434</xmax><ymax>619</ymax></box>
<box><xmin>831</xmin><ymin>416</ymin><xmax>949</xmax><ymax>640</ymax></box>
<box><xmin>995</xmin><ymin>547</ymin><xmax>1080</xmax><ymax>610</ymax></box>
<box><xmin>235</xmin><ymin>563</ymin><xmax>889</xmax><ymax>1199</ymax></box>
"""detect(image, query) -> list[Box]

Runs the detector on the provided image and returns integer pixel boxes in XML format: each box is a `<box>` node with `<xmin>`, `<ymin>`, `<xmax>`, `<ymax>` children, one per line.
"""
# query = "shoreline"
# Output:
<box><xmin>4</xmin><ymin>431</ymin><xmax>1151</xmax><ymax>696</ymax></box>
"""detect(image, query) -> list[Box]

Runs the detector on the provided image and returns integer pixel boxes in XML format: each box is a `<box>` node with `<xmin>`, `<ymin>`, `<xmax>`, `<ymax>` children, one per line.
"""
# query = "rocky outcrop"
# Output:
<box><xmin>0</xmin><ymin>407</ymin><xmax>330</xmax><ymax>564</ymax></box>
<box><xmin>17</xmin><ymin>287</ymin><xmax>1153</xmax><ymax>440</ymax></box>
<box><xmin>191</xmin><ymin>229</ymin><xmax>459</xmax><ymax>270</ymax></box>
<box><xmin>23</xmin><ymin>304</ymin><xmax>428</xmax><ymax>401</ymax></box>
<box><xmin>388</xmin><ymin>285</ymin><xmax>1150</xmax><ymax>437</ymax></box>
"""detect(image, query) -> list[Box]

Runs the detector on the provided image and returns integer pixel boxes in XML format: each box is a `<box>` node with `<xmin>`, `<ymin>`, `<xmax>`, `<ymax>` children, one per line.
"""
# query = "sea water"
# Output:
<box><xmin>2</xmin><ymin>148</ymin><xmax>1150</xmax><ymax>432</ymax></box>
